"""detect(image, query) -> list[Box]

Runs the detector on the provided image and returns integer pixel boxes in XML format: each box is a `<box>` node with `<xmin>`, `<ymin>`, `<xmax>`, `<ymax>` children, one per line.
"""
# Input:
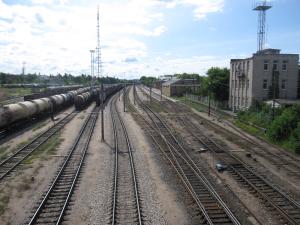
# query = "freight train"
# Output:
<box><xmin>0</xmin><ymin>84</ymin><xmax>122</xmax><ymax>130</ymax></box>
<box><xmin>74</xmin><ymin>84</ymin><xmax>122</xmax><ymax>110</ymax></box>
<box><xmin>0</xmin><ymin>87</ymin><xmax>89</xmax><ymax>130</ymax></box>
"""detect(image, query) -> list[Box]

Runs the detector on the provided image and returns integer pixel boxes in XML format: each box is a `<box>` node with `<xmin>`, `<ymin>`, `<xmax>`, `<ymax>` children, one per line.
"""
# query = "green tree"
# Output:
<box><xmin>206</xmin><ymin>67</ymin><xmax>230</xmax><ymax>102</ymax></box>
<box><xmin>140</xmin><ymin>76</ymin><xmax>157</xmax><ymax>86</ymax></box>
<box><xmin>267</xmin><ymin>104</ymin><xmax>300</xmax><ymax>141</ymax></box>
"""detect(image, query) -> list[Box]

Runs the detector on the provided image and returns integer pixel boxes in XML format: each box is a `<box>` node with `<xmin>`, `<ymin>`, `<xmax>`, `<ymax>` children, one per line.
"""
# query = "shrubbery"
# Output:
<box><xmin>237</xmin><ymin>103</ymin><xmax>300</xmax><ymax>154</ymax></box>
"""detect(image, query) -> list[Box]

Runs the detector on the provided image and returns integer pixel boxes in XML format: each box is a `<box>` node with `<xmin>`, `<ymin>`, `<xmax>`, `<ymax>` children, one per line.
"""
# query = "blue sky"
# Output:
<box><xmin>0</xmin><ymin>0</ymin><xmax>299</xmax><ymax>79</ymax></box>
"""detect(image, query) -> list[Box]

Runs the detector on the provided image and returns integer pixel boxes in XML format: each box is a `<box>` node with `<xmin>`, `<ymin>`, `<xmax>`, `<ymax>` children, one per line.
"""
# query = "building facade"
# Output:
<box><xmin>229</xmin><ymin>49</ymin><xmax>299</xmax><ymax>111</ymax></box>
<box><xmin>162</xmin><ymin>79</ymin><xmax>199</xmax><ymax>97</ymax></box>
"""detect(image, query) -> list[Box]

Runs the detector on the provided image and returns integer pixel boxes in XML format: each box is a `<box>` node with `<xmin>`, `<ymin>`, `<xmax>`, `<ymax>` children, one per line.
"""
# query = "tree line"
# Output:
<box><xmin>0</xmin><ymin>72</ymin><xmax>123</xmax><ymax>85</ymax></box>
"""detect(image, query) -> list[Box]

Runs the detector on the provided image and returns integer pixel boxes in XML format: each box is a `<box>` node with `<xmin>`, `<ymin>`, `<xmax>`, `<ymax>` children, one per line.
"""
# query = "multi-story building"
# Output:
<box><xmin>229</xmin><ymin>49</ymin><xmax>299</xmax><ymax>111</ymax></box>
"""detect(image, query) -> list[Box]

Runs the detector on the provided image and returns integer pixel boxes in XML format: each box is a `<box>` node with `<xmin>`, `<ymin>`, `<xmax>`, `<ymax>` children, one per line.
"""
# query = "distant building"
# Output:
<box><xmin>229</xmin><ymin>49</ymin><xmax>299</xmax><ymax>111</ymax></box>
<box><xmin>162</xmin><ymin>79</ymin><xmax>199</xmax><ymax>97</ymax></box>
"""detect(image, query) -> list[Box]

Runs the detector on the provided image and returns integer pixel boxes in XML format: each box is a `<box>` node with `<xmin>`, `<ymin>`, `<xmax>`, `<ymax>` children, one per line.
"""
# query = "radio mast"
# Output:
<box><xmin>253</xmin><ymin>1</ymin><xmax>272</xmax><ymax>52</ymax></box>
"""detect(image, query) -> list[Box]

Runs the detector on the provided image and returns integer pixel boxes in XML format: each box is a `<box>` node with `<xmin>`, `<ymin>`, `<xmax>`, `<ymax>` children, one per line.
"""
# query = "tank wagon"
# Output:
<box><xmin>74</xmin><ymin>84</ymin><xmax>122</xmax><ymax>110</ymax></box>
<box><xmin>0</xmin><ymin>87</ymin><xmax>89</xmax><ymax>130</ymax></box>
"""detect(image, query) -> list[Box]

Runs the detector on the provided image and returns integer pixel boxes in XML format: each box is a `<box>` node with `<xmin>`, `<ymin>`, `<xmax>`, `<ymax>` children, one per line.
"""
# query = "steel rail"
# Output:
<box><xmin>141</xmin><ymin>85</ymin><xmax>300</xmax><ymax>225</ymax></box>
<box><xmin>27</xmin><ymin>106</ymin><xmax>99</xmax><ymax>225</ymax></box>
<box><xmin>110</xmin><ymin>90</ymin><xmax>142</xmax><ymax>225</ymax></box>
<box><xmin>0</xmin><ymin>111</ymin><xmax>77</xmax><ymax>181</ymax></box>
<box><xmin>131</xmin><ymin>86</ymin><xmax>241</xmax><ymax>225</ymax></box>
<box><xmin>178</xmin><ymin>114</ymin><xmax>300</xmax><ymax>225</ymax></box>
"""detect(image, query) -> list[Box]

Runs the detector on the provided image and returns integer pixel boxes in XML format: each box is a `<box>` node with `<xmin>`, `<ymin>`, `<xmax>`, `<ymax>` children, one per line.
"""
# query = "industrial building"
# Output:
<box><xmin>162</xmin><ymin>79</ymin><xmax>199</xmax><ymax>97</ymax></box>
<box><xmin>229</xmin><ymin>49</ymin><xmax>299</xmax><ymax>111</ymax></box>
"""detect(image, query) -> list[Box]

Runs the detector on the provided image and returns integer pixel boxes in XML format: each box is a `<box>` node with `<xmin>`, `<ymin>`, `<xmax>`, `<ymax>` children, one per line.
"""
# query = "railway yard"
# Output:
<box><xmin>0</xmin><ymin>85</ymin><xmax>299</xmax><ymax>225</ymax></box>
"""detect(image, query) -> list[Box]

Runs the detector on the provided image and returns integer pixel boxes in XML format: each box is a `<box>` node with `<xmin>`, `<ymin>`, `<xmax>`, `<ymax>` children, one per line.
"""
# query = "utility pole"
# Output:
<box><xmin>96</xmin><ymin>6</ymin><xmax>104</xmax><ymax>142</ymax></box>
<box><xmin>150</xmin><ymin>85</ymin><xmax>152</xmax><ymax>102</ymax></box>
<box><xmin>123</xmin><ymin>83</ymin><xmax>126</xmax><ymax>112</ymax></box>
<box><xmin>208</xmin><ymin>92</ymin><xmax>211</xmax><ymax>117</ymax></box>
<box><xmin>271</xmin><ymin>66</ymin><xmax>278</xmax><ymax>121</ymax></box>
<box><xmin>160</xmin><ymin>81</ymin><xmax>162</xmax><ymax>101</ymax></box>
<box><xmin>90</xmin><ymin>50</ymin><xmax>95</xmax><ymax>89</ymax></box>
<box><xmin>22</xmin><ymin>61</ymin><xmax>26</xmax><ymax>85</ymax></box>
<box><xmin>133</xmin><ymin>82</ymin><xmax>135</xmax><ymax>104</ymax></box>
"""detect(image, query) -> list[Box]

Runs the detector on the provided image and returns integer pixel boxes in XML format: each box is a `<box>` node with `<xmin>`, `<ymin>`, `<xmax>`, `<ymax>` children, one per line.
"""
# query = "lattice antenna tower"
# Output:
<box><xmin>96</xmin><ymin>5</ymin><xmax>102</xmax><ymax>79</ymax></box>
<box><xmin>253</xmin><ymin>0</ymin><xmax>272</xmax><ymax>52</ymax></box>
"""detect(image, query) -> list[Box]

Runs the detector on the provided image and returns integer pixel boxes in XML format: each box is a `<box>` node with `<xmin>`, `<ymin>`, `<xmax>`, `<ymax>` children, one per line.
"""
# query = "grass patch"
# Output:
<box><xmin>32</xmin><ymin>122</ymin><xmax>47</xmax><ymax>132</ymax></box>
<box><xmin>0</xmin><ymin>88</ymin><xmax>33</xmax><ymax>97</ymax></box>
<box><xmin>234</xmin><ymin>120</ymin><xmax>264</xmax><ymax>137</ymax></box>
<box><xmin>146</xmin><ymin>101</ymin><xmax>163</xmax><ymax>113</ymax></box>
<box><xmin>24</xmin><ymin>132</ymin><xmax>64</xmax><ymax>164</ymax></box>
<box><xmin>0</xmin><ymin>145</ymin><xmax>11</xmax><ymax>160</ymax></box>
<box><xmin>0</xmin><ymin>194</ymin><xmax>10</xmax><ymax>215</ymax></box>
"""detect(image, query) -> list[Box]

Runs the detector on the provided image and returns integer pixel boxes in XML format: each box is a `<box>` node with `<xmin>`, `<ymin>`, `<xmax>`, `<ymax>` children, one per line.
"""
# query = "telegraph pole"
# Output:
<box><xmin>123</xmin><ymin>83</ymin><xmax>126</xmax><ymax>112</ymax></box>
<box><xmin>160</xmin><ymin>81</ymin><xmax>162</xmax><ymax>101</ymax></box>
<box><xmin>133</xmin><ymin>82</ymin><xmax>136</xmax><ymax>105</ymax></box>
<box><xmin>208</xmin><ymin>92</ymin><xmax>211</xmax><ymax>117</ymax></box>
<box><xmin>90</xmin><ymin>50</ymin><xmax>95</xmax><ymax>89</ymax></box>
<box><xmin>271</xmin><ymin>66</ymin><xmax>278</xmax><ymax>121</ymax></box>
<box><xmin>150</xmin><ymin>84</ymin><xmax>152</xmax><ymax>102</ymax></box>
<box><xmin>96</xmin><ymin>6</ymin><xmax>104</xmax><ymax>142</ymax></box>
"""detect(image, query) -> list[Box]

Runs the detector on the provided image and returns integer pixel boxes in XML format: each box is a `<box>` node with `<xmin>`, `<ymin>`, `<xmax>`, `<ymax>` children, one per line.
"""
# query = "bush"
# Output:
<box><xmin>288</xmin><ymin>122</ymin><xmax>300</xmax><ymax>154</ymax></box>
<box><xmin>267</xmin><ymin>104</ymin><xmax>300</xmax><ymax>141</ymax></box>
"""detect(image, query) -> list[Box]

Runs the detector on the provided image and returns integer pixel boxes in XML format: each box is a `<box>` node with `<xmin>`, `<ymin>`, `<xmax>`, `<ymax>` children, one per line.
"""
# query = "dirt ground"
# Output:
<box><xmin>0</xmin><ymin>104</ymin><xmax>95</xmax><ymax>225</ymax></box>
<box><xmin>0</xmin><ymin>106</ymin><xmax>75</xmax><ymax>157</ymax></box>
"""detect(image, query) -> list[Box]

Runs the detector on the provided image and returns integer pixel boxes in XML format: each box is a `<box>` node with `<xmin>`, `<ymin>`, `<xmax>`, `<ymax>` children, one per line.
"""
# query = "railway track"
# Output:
<box><xmin>180</xmin><ymin>96</ymin><xmax>300</xmax><ymax>175</ymax></box>
<box><xmin>137</xmin><ymin>85</ymin><xmax>300</xmax><ymax>224</ymax></box>
<box><xmin>179</xmin><ymin>117</ymin><xmax>300</xmax><ymax>225</ymax></box>
<box><xmin>0</xmin><ymin>111</ymin><xmax>77</xmax><ymax>181</ymax></box>
<box><xmin>140</xmin><ymin>87</ymin><xmax>300</xmax><ymax>224</ymax></box>
<box><xmin>27</xmin><ymin>106</ymin><xmax>99</xmax><ymax>225</ymax></box>
<box><xmin>130</xmin><ymin>86</ymin><xmax>241</xmax><ymax>225</ymax></box>
<box><xmin>110</xmin><ymin>93</ymin><xmax>142</xmax><ymax>225</ymax></box>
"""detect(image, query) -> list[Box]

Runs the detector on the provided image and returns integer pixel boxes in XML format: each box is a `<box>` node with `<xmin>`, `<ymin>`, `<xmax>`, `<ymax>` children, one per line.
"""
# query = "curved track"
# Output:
<box><xmin>0</xmin><ymin>111</ymin><xmax>77</xmax><ymax>181</ymax></box>
<box><xmin>129</xmin><ymin>86</ymin><xmax>241</xmax><ymax>225</ymax></box>
<box><xmin>110</xmin><ymin>92</ymin><xmax>142</xmax><ymax>225</ymax></box>
<box><xmin>27</xmin><ymin>106</ymin><xmax>99</xmax><ymax>225</ymax></box>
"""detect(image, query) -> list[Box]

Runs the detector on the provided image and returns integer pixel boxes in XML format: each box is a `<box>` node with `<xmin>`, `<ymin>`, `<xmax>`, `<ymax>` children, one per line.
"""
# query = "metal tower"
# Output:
<box><xmin>97</xmin><ymin>5</ymin><xmax>102</xmax><ymax>79</ymax></box>
<box><xmin>97</xmin><ymin>5</ymin><xmax>105</xmax><ymax>142</ymax></box>
<box><xmin>253</xmin><ymin>1</ymin><xmax>272</xmax><ymax>52</ymax></box>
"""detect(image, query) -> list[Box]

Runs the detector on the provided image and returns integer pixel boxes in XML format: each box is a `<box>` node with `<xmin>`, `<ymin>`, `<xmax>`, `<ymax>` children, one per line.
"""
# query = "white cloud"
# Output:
<box><xmin>164</xmin><ymin>0</ymin><xmax>224</xmax><ymax>19</ymax></box>
<box><xmin>0</xmin><ymin>0</ymin><xmax>225</xmax><ymax>78</ymax></box>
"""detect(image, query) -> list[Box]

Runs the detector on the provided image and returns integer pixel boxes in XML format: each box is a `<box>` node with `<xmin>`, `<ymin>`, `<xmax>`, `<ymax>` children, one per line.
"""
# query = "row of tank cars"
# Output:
<box><xmin>74</xmin><ymin>84</ymin><xmax>122</xmax><ymax>110</ymax></box>
<box><xmin>0</xmin><ymin>84</ymin><xmax>122</xmax><ymax>131</ymax></box>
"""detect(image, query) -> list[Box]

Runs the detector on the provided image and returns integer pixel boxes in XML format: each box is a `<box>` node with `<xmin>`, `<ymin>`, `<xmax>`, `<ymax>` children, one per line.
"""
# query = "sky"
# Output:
<box><xmin>0</xmin><ymin>0</ymin><xmax>299</xmax><ymax>79</ymax></box>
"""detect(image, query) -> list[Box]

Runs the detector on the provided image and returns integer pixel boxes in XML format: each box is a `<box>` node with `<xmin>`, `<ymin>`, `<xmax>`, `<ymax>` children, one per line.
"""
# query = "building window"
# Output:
<box><xmin>282</xmin><ymin>79</ymin><xmax>286</xmax><ymax>90</ymax></box>
<box><xmin>282</xmin><ymin>60</ymin><xmax>287</xmax><ymax>71</ymax></box>
<box><xmin>264</xmin><ymin>60</ymin><xmax>269</xmax><ymax>71</ymax></box>
<box><xmin>263</xmin><ymin>79</ymin><xmax>268</xmax><ymax>90</ymax></box>
<box><xmin>273</xmin><ymin>60</ymin><xmax>278</xmax><ymax>71</ymax></box>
